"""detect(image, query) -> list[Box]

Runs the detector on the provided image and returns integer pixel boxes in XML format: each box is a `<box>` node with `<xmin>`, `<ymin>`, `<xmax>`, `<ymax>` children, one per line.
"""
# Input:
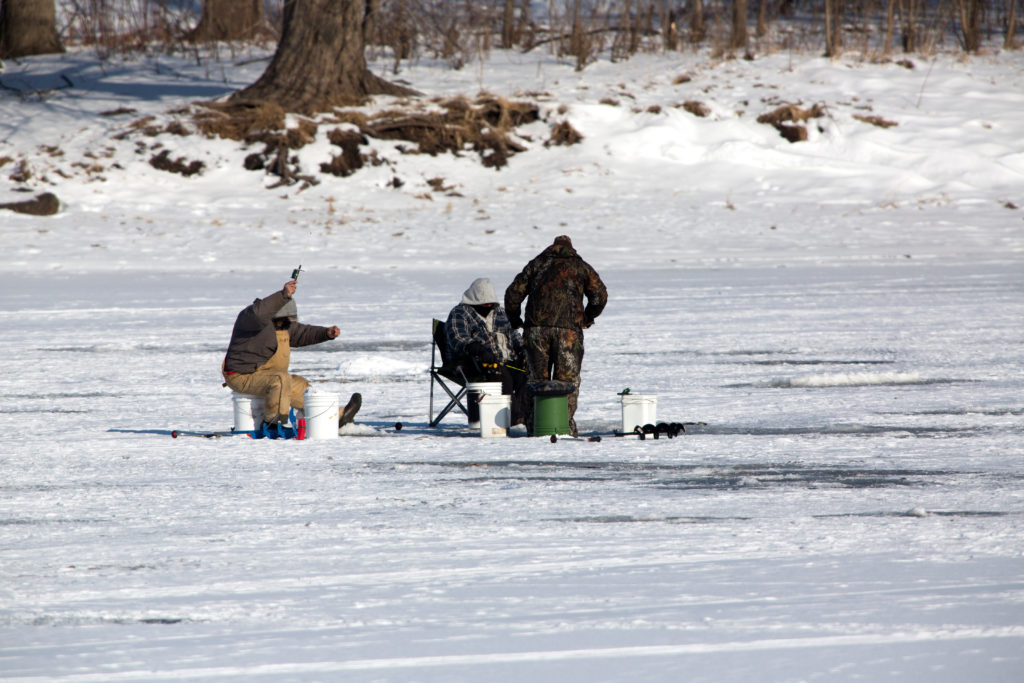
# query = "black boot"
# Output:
<box><xmin>339</xmin><ymin>393</ymin><xmax>362</xmax><ymax>427</ymax></box>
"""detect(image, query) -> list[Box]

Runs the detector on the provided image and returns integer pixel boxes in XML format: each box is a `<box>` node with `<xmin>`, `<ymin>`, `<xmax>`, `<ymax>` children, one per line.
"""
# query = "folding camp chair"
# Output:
<box><xmin>429</xmin><ymin>319</ymin><xmax>471</xmax><ymax>426</ymax></box>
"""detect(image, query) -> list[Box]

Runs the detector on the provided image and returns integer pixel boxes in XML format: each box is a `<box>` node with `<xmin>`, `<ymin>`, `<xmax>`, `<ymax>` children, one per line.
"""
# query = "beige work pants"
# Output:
<box><xmin>224</xmin><ymin>370</ymin><xmax>309</xmax><ymax>425</ymax></box>
<box><xmin>223</xmin><ymin>330</ymin><xmax>308</xmax><ymax>424</ymax></box>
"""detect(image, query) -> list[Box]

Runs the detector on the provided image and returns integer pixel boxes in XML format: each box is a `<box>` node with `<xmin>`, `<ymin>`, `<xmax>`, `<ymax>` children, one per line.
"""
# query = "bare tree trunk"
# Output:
<box><xmin>662</xmin><ymin>0</ymin><xmax>679</xmax><ymax>49</ymax></box>
<box><xmin>884</xmin><ymin>0</ymin><xmax>897</xmax><ymax>53</ymax></box>
<box><xmin>732</xmin><ymin>0</ymin><xmax>749</xmax><ymax>50</ymax></box>
<box><xmin>232</xmin><ymin>0</ymin><xmax>416</xmax><ymax>114</ymax></box>
<box><xmin>502</xmin><ymin>0</ymin><xmax>516</xmax><ymax>48</ymax></box>
<box><xmin>568</xmin><ymin>0</ymin><xmax>591</xmax><ymax>69</ymax></box>
<box><xmin>632</xmin><ymin>0</ymin><xmax>643</xmax><ymax>52</ymax></box>
<box><xmin>757</xmin><ymin>0</ymin><xmax>769</xmax><ymax>37</ymax></box>
<box><xmin>569</xmin><ymin>0</ymin><xmax>584</xmax><ymax>56</ymax></box>
<box><xmin>896</xmin><ymin>0</ymin><xmax>917</xmax><ymax>51</ymax></box>
<box><xmin>363</xmin><ymin>0</ymin><xmax>379</xmax><ymax>44</ymax></box>
<box><xmin>517</xmin><ymin>0</ymin><xmax>534</xmax><ymax>49</ymax></box>
<box><xmin>612</xmin><ymin>0</ymin><xmax>632</xmax><ymax>59</ymax></box>
<box><xmin>1006</xmin><ymin>0</ymin><xmax>1020</xmax><ymax>47</ymax></box>
<box><xmin>691</xmin><ymin>0</ymin><xmax>706</xmax><ymax>43</ymax></box>
<box><xmin>824</xmin><ymin>0</ymin><xmax>844</xmax><ymax>56</ymax></box>
<box><xmin>957</xmin><ymin>0</ymin><xmax>984</xmax><ymax>52</ymax></box>
<box><xmin>0</xmin><ymin>0</ymin><xmax>64</xmax><ymax>58</ymax></box>
<box><xmin>191</xmin><ymin>0</ymin><xmax>269</xmax><ymax>42</ymax></box>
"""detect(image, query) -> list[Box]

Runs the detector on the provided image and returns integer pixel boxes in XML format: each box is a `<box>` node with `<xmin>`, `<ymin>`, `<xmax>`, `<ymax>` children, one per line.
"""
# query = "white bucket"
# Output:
<box><xmin>232</xmin><ymin>393</ymin><xmax>265</xmax><ymax>432</ymax></box>
<box><xmin>478</xmin><ymin>392</ymin><xmax>511</xmax><ymax>438</ymax></box>
<box><xmin>303</xmin><ymin>389</ymin><xmax>339</xmax><ymax>440</ymax></box>
<box><xmin>621</xmin><ymin>394</ymin><xmax>657</xmax><ymax>433</ymax></box>
<box><xmin>466</xmin><ymin>381</ymin><xmax>503</xmax><ymax>429</ymax></box>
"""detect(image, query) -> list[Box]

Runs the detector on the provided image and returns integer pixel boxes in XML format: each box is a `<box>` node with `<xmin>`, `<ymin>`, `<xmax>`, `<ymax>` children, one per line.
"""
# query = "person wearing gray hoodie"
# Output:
<box><xmin>444</xmin><ymin>278</ymin><xmax>528</xmax><ymax>425</ymax></box>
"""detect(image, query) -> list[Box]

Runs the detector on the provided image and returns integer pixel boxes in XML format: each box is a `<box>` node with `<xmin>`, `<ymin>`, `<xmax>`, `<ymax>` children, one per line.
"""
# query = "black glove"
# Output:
<box><xmin>467</xmin><ymin>342</ymin><xmax>497</xmax><ymax>365</ymax></box>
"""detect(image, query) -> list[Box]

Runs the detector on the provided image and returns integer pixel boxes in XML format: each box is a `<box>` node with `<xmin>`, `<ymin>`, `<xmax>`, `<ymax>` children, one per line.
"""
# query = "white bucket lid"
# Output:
<box><xmin>467</xmin><ymin>381</ymin><xmax>503</xmax><ymax>391</ymax></box>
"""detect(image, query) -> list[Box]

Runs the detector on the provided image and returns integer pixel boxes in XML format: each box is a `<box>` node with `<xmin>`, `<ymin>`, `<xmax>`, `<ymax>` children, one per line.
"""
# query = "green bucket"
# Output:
<box><xmin>529</xmin><ymin>380</ymin><xmax>574</xmax><ymax>436</ymax></box>
<box><xmin>532</xmin><ymin>395</ymin><xmax>570</xmax><ymax>436</ymax></box>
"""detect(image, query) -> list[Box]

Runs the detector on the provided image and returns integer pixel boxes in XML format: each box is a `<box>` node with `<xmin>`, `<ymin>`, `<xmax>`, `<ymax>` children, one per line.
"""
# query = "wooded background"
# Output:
<box><xmin>3</xmin><ymin>0</ymin><xmax>1020</xmax><ymax>64</ymax></box>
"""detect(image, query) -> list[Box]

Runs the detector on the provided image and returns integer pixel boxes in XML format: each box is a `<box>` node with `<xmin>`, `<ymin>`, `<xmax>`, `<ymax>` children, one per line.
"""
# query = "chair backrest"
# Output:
<box><xmin>432</xmin><ymin>318</ymin><xmax>470</xmax><ymax>385</ymax></box>
<box><xmin>432</xmin><ymin>319</ymin><xmax>449</xmax><ymax>366</ymax></box>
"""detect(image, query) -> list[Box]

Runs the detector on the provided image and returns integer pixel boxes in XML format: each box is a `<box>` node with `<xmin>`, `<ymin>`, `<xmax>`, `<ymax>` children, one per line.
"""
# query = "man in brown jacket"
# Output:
<box><xmin>222</xmin><ymin>279</ymin><xmax>359</xmax><ymax>435</ymax></box>
<box><xmin>505</xmin><ymin>235</ymin><xmax>607</xmax><ymax>436</ymax></box>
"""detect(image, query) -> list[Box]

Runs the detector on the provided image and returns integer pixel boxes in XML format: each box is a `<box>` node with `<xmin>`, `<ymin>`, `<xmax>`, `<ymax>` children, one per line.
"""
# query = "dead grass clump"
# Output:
<box><xmin>193</xmin><ymin>102</ymin><xmax>287</xmax><ymax>141</ymax></box>
<box><xmin>164</xmin><ymin>120</ymin><xmax>190</xmax><ymax>136</ymax></box>
<box><xmin>471</xmin><ymin>96</ymin><xmax>540</xmax><ymax>129</ymax></box>
<box><xmin>546</xmin><ymin>121</ymin><xmax>584</xmax><ymax>147</ymax></box>
<box><xmin>355</xmin><ymin>96</ymin><xmax>536</xmax><ymax>169</ymax></box>
<box><xmin>757</xmin><ymin>103</ymin><xmax>827</xmax><ymax>143</ymax></box>
<box><xmin>194</xmin><ymin>95</ymin><xmax>543</xmax><ymax>181</ymax></box>
<box><xmin>128</xmin><ymin>116</ymin><xmax>157</xmax><ymax>130</ymax></box>
<box><xmin>756</xmin><ymin>103</ymin><xmax>826</xmax><ymax>126</ymax></box>
<box><xmin>679</xmin><ymin>100</ymin><xmax>711</xmax><ymax>117</ymax></box>
<box><xmin>203</xmin><ymin>108</ymin><xmax>320</xmax><ymax>184</ymax></box>
<box><xmin>320</xmin><ymin>129</ymin><xmax>368</xmax><ymax>177</ymax></box>
<box><xmin>100</xmin><ymin>107</ymin><xmax>138</xmax><ymax>117</ymax></box>
<box><xmin>8</xmin><ymin>160</ymin><xmax>33</xmax><ymax>183</ymax></box>
<box><xmin>776</xmin><ymin>124</ymin><xmax>808</xmax><ymax>143</ymax></box>
<box><xmin>149</xmin><ymin>150</ymin><xmax>204</xmax><ymax>177</ymax></box>
<box><xmin>853</xmin><ymin>113</ymin><xmax>898</xmax><ymax>128</ymax></box>
<box><xmin>0</xmin><ymin>192</ymin><xmax>60</xmax><ymax>216</ymax></box>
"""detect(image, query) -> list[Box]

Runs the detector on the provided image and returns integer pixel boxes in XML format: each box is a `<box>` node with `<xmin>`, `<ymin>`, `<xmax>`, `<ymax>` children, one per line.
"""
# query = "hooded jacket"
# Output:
<box><xmin>223</xmin><ymin>288</ymin><xmax>331</xmax><ymax>374</ymax></box>
<box><xmin>444</xmin><ymin>278</ymin><xmax>523</xmax><ymax>364</ymax></box>
<box><xmin>504</xmin><ymin>238</ymin><xmax>607</xmax><ymax>331</ymax></box>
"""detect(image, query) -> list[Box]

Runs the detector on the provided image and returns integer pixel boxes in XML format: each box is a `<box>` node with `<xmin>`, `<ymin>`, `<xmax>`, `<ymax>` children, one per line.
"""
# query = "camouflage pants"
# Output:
<box><xmin>524</xmin><ymin>326</ymin><xmax>584</xmax><ymax>434</ymax></box>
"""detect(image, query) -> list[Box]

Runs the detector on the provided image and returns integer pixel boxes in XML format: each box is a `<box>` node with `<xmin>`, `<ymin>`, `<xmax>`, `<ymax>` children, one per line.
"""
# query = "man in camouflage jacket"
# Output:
<box><xmin>504</xmin><ymin>236</ymin><xmax>607</xmax><ymax>435</ymax></box>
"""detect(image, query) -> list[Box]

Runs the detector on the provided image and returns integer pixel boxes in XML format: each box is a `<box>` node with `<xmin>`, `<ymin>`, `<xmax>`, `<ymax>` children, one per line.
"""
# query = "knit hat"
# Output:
<box><xmin>274</xmin><ymin>298</ymin><xmax>298</xmax><ymax>321</ymax></box>
<box><xmin>461</xmin><ymin>278</ymin><xmax>499</xmax><ymax>305</ymax></box>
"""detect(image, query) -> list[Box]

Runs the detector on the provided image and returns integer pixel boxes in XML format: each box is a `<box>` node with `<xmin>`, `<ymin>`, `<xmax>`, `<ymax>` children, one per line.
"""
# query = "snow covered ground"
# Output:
<box><xmin>1</xmin><ymin>42</ymin><xmax>1023</xmax><ymax>681</ymax></box>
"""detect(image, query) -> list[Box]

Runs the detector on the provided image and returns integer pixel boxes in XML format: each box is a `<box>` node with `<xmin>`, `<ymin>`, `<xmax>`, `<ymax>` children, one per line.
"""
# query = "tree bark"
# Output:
<box><xmin>957</xmin><ymin>0</ymin><xmax>984</xmax><ymax>52</ymax></box>
<box><xmin>732</xmin><ymin>0</ymin><xmax>749</xmax><ymax>50</ymax></box>
<box><xmin>897</xmin><ymin>0</ymin><xmax>918</xmax><ymax>51</ymax></box>
<box><xmin>0</xmin><ymin>0</ymin><xmax>64</xmax><ymax>58</ymax></box>
<box><xmin>363</xmin><ymin>0</ymin><xmax>379</xmax><ymax>44</ymax></box>
<box><xmin>502</xmin><ymin>0</ymin><xmax>516</xmax><ymax>49</ymax></box>
<box><xmin>231</xmin><ymin>0</ymin><xmax>416</xmax><ymax>114</ymax></box>
<box><xmin>884</xmin><ymin>0</ymin><xmax>897</xmax><ymax>53</ymax></box>
<box><xmin>191</xmin><ymin>0</ymin><xmax>268</xmax><ymax>42</ymax></box>
<box><xmin>756</xmin><ymin>0</ymin><xmax>768</xmax><ymax>37</ymax></box>
<box><xmin>824</xmin><ymin>0</ymin><xmax>844</xmax><ymax>57</ymax></box>
<box><xmin>662</xmin><ymin>0</ymin><xmax>679</xmax><ymax>50</ymax></box>
<box><xmin>691</xmin><ymin>0</ymin><xmax>706</xmax><ymax>43</ymax></box>
<box><xmin>1006</xmin><ymin>0</ymin><xmax>1020</xmax><ymax>48</ymax></box>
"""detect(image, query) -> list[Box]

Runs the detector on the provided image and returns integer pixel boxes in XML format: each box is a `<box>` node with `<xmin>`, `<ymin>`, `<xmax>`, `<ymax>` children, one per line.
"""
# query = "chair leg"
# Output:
<box><xmin>429</xmin><ymin>372</ymin><xmax>468</xmax><ymax>427</ymax></box>
<box><xmin>430</xmin><ymin>386</ymin><xmax>467</xmax><ymax>426</ymax></box>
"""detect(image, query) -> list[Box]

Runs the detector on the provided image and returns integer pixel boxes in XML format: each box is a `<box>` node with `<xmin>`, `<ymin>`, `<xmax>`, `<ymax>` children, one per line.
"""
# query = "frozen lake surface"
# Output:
<box><xmin>2</xmin><ymin>263</ymin><xmax>1022</xmax><ymax>681</ymax></box>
